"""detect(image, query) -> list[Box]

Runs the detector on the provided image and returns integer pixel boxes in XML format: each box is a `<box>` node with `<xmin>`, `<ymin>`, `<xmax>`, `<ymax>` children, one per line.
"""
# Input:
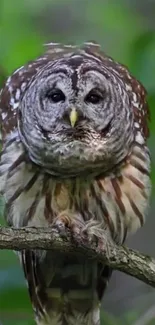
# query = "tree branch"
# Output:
<box><xmin>0</xmin><ymin>226</ymin><xmax>155</xmax><ymax>288</ymax></box>
<box><xmin>132</xmin><ymin>305</ymin><xmax>155</xmax><ymax>325</ymax></box>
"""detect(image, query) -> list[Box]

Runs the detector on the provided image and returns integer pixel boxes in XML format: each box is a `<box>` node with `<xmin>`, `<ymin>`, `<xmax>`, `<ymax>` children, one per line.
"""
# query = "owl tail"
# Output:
<box><xmin>21</xmin><ymin>250</ymin><xmax>112</xmax><ymax>325</ymax></box>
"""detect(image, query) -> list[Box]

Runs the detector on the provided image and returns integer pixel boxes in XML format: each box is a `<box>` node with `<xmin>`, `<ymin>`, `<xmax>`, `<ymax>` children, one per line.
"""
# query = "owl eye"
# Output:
<box><xmin>46</xmin><ymin>88</ymin><xmax>65</xmax><ymax>103</ymax></box>
<box><xmin>85</xmin><ymin>90</ymin><xmax>103</xmax><ymax>104</ymax></box>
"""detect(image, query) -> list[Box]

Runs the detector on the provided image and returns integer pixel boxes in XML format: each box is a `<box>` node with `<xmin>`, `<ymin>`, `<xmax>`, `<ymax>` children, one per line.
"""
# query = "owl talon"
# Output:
<box><xmin>80</xmin><ymin>226</ymin><xmax>109</xmax><ymax>254</ymax></box>
<box><xmin>53</xmin><ymin>219</ymin><xmax>68</xmax><ymax>239</ymax></box>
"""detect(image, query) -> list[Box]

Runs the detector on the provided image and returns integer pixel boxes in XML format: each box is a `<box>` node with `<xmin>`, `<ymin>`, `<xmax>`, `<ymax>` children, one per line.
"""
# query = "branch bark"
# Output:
<box><xmin>0</xmin><ymin>226</ymin><xmax>155</xmax><ymax>288</ymax></box>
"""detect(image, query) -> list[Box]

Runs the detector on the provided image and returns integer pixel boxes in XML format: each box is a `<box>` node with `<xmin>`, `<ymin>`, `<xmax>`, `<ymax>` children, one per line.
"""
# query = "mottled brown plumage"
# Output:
<box><xmin>0</xmin><ymin>42</ymin><xmax>151</xmax><ymax>325</ymax></box>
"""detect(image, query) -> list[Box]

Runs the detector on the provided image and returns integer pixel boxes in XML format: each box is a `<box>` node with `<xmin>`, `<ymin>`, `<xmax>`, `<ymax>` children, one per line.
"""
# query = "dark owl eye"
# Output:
<box><xmin>85</xmin><ymin>90</ymin><xmax>103</xmax><ymax>104</ymax></box>
<box><xmin>46</xmin><ymin>88</ymin><xmax>65</xmax><ymax>103</ymax></box>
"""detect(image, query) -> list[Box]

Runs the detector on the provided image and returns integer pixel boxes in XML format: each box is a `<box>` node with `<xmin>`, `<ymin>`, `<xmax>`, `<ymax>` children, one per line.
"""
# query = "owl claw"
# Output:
<box><xmin>52</xmin><ymin>215</ymin><xmax>86</xmax><ymax>243</ymax></box>
<box><xmin>53</xmin><ymin>218</ymin><xmax>68</xmax><ymax>239</ymax></box>
<box><xmin>52</xmin><ymin>216</ymin><xmax>107</xmax><ymax>253</ymax></box>
<box><xmin>80</xmin><ymin>224</ymin><xmax>110</xmax><ymax>255</ymax></box>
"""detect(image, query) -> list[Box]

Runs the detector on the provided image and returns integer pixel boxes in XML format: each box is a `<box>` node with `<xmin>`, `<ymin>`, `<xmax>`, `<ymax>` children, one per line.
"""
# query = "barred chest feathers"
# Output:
<box><xmin>0</xmin><ymin>132</ymin><xmax>151</xmax><ymax>245</ymax></box>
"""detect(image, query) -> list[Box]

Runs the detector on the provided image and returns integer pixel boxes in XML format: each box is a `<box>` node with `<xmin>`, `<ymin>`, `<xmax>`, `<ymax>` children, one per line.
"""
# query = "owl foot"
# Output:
<box><xmin>52</xmin><ymin>216</ymin><xmax>109</xmax><ymax>255</ymax></box>
<box><xmin>52</xmin><ymin>215</ymin><xmax>71</xmax><ymax>239</ymax></box>
<box><xmin>52</xmin><ymin>214</ymin><xmax>85</xmax><ymax>242</ymax></box>
<box><xmin>80</xmin><ymin>222</ymin><xmax>110</xmax><ymax>255</ymax></box>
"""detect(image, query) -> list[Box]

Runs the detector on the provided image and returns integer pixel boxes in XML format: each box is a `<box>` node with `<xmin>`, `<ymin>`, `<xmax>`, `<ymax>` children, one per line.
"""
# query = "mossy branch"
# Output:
<box><xmin>0</xmin><ymin>226</ymin><xmax>155</xmax><ymax>287</ymax></box>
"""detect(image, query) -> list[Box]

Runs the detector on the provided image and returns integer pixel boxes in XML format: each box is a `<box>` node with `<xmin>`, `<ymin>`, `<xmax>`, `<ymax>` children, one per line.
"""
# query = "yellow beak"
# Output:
<box><xmin>69</xmin><ymin>108</ymin><xmax>78</xmax><ymax>127</ymax></box>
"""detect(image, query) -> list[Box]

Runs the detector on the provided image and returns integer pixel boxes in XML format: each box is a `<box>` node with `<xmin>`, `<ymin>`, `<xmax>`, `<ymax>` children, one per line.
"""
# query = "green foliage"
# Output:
<box><xmin>0</xmin><ymin>1</ymin><xmax>155</xmax><ymax>324</ymax></box>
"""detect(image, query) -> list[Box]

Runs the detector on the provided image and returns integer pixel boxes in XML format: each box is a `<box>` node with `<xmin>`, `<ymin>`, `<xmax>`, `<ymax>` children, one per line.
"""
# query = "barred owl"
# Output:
<box><xmin>0</xmin><ymin>42</ymin><xmax>151</xmax><ymax>325</ymax></box>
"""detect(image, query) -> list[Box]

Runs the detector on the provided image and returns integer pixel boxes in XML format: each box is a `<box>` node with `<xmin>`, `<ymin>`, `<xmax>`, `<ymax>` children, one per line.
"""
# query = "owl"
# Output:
<box><xmin>0</xmin><ymin>42</ymin><xmax>151</xmax><ymax>325</ymax></box>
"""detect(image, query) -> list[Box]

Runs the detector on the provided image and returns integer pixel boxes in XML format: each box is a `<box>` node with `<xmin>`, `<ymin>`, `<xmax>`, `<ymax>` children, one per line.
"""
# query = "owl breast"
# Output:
<box><xmin>0</xmin><ymin>135</ymin><xmax>150</xmax><ymax>244</ymax></box>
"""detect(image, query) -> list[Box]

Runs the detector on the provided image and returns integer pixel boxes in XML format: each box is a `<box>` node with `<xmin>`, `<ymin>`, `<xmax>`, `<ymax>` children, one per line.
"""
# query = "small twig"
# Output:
<box><xmin>0</xmin><ymin>226</ymin><xmax>155</xmax><ymax>288</ymax></box>
<box><xmin>132</xmin><ymin>305</ymin><xmax>155</xmax><ymax>325</ymax></box>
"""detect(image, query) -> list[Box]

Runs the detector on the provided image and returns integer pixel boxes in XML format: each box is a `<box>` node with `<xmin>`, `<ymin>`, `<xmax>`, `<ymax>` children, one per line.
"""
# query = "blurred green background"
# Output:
<box><xmin>0</xmin><ymin>0</ymin><xmax>155</xmax><ymax>324</ymax></box>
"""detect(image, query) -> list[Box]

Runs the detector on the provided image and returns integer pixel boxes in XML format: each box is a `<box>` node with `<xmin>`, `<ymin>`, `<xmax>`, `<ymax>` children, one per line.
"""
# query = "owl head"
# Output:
<box><xmin>0</xmin><ymin>42</ymin><xmax>149</xmax><ymax>177</ymax></box>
